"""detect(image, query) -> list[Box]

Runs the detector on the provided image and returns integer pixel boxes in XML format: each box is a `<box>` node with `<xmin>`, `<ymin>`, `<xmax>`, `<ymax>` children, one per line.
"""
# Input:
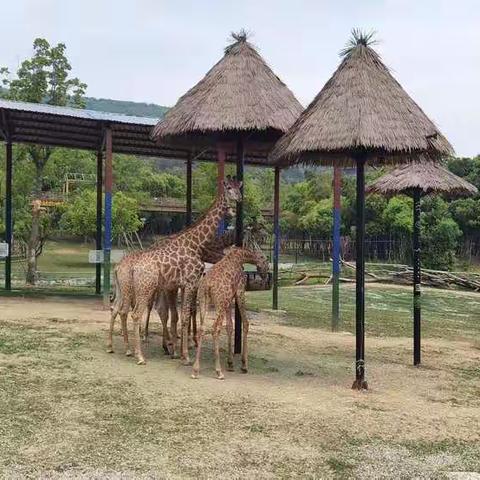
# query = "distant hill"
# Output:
<box><xmin>0</xmin><ymin>87</ymin><xmax>169</xmax><ymax>119</ymax></box>
<box><xmin>85</xmin><ymin>97</ymin><xmax>169</xmax><ymax>118</ymax></box>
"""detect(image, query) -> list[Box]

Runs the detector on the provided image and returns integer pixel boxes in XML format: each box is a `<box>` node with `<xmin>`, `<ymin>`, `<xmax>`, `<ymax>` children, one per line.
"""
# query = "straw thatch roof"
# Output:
<box><xmin>270</xmin><ymin>30</ymin><xmax>454</xmax><ymax>167</ymax></box>
<box><xmin>366</xmin><ymin>160</ymin><xmax>477</xmax><ymax>197</ymax></box>
<box><xmin>151</xmin><ymin>31</ymin><xmax>303</xmax><ymax>149</ymax></box>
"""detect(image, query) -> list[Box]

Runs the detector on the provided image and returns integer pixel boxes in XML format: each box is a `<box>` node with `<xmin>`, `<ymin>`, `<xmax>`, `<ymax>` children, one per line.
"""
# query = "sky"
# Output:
<box><xmin>1</xmin><ymin>0</ymin><xmax>479</xmax><ymax>157</ymax></box>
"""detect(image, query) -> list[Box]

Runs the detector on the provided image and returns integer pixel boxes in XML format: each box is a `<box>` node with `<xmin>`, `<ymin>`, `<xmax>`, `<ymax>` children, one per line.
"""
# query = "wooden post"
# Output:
<box><xmin>332</xmin><ymin>165</ymin><xmax>341</xmax><ymax>331</ymax></box>
<box><xmin>186</xmin><ymin>155</ymin><xmax>193</xmax><ymax>226</ymax></box>
<box><xmin>413</xmin><ymin>188</ymin><xmax>422</xmax><ymax>366</ymax></box>
<box><xmin>352</xmin><ymin>154</ymin><xmax>368</xmax><ymax>390</ymax></box>
<box><xmin>103</xmin><ymin>127</ymin><xmax>113</xmax><ymax>307</ymax></box>
<box><xmin>272</xmin><ymin>167</ymin><xmax>280</xmax><ymax>309</ymax></box>
<box><xmin>234</xmin><ymin>136</ymin><xmax>244</xmax><ymax>354</ymax></box>
<box><xmin>95</xmin><ymin>150</ymin><xmax>103</xmax><ymax>295</ymax></box>
<box><xmin>5</xmin><ymin>140</ymin><xmax>12</xmax><ymax>290</ymax></box>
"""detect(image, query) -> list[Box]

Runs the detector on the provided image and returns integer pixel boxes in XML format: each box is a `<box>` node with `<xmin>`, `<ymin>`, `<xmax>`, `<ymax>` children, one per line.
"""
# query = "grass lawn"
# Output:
<box><xmin>247</xmin><ymin>283</ymin><xmax>480</xmax><ymax>340</ymax></box>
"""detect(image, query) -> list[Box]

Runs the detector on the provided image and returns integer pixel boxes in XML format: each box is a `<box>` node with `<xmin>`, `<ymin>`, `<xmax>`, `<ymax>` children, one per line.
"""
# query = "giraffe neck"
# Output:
<box><xmin>183</xmin><ymin>191</ymin><xmax>228</xmax><ymax>249</ymax></box>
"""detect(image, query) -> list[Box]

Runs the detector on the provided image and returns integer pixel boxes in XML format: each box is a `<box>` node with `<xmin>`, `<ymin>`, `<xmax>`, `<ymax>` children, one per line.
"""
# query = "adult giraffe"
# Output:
<box><xmin>109</xmin><ymin>177</ymin><xmax>242</xmax><ymax>365</ymax></box>
<box><xmin>144</xmin><ymin>229</ymin><xmax>236</xmax><ymax>343</ymax></box>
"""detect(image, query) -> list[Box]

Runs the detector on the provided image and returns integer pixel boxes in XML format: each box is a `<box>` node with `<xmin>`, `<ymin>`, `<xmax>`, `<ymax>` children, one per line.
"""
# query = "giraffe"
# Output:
<box><xmin>143</xmin><ymin>229</ymin><xmax>236</xmax><ymax>343</ymax></box>
<box><xmin>108</xmin><ymin>228</ymin><xmax>235</xmax><ymax>357</ymax></box>
<box><xmin>108</xmin><ymin>177</ymin><xmax>242</xmax><ymax>365</ymax></box>
<box><xmin>192</xmin><ymin>246</ymin><xmax>269</xmax><ymax>380</ymax></box>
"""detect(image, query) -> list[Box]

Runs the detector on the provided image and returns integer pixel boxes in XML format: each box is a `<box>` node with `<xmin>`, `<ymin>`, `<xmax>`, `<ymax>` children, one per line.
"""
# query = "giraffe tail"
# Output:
<box><xmin>110</xmin><ymin>268</ymin><xmax>121</xmax><ymax>312</ymax></box>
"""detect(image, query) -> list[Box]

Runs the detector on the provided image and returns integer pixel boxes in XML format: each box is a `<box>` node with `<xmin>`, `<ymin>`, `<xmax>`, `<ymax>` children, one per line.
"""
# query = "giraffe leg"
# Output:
<box><xmin>143</xmin><ymin>298</ymin><xmax>154</xmax><ymax>343</ymax></box>
<box><xmin>225</xmin><ymin>308</ymin><xmax>234</xmax><ymax>371</ymax></box>
<box><xmin>191</xmin><ymin>324</ymin><xmax>204</xmax><ymax>379</ymax></box>
<box><xmin>188</xmin><ymin>314</ymin><xmax>194</xmax><ymax>349</ymax></box>
<box><xmin>180</xmin><ymin>286</ymin><xmax>196</xmax><ymax>365</ymax></box>
<box><xmin>120</xmin><ymin>312</ymin><xmax>132</xmax><ymax>356</ymax></box>
<box><xmin>191</xmin><ymin>294</ymin><xmax>198</xmax><ymax>348</ymax></box>
<box><xmin>212</xmin><ymin>313</ymin><xmax>225</xmax><ymax>380</ymax></box>
<box><xmin>168</xmin><ymin>289</ymin><xmax>179</xmax><ymax>358</ymax></box>
<box><xmin>236</xmin><ymin>289</ymin><xmax>249</xmax><ymax>373</ymax></box>
<box><xmin>131</xmin><ymin>301</ymin><xmax>148</xmax><ymax>365</ymax></box>
<box><xmin>155</xmin><ymin>291</ymin><xmax>171</xmax><ymax>355</ymax></box>
<box><xmin>107</xmin><ymin>305</ymin><xmax>118</xmax><ymax>353</ymax></box>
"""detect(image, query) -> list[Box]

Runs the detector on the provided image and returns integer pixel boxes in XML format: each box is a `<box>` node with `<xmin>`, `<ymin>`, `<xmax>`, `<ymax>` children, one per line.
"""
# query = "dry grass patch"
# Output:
<box><xmin>0</xmin><ymin>296</ymin><xmax>479</xmax><ymax>479</ymax></box>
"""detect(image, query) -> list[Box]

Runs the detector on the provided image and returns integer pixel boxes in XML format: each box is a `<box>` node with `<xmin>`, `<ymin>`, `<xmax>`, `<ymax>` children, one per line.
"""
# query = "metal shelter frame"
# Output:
<box><xmin>0</xmin><ymin>99</ymin><xmax>278</xmax><ymax>308</ymax></box>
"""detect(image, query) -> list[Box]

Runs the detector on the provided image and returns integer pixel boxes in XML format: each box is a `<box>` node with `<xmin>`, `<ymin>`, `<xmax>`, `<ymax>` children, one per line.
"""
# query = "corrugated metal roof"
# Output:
<box><xmin>0</xmin><ymin>98</ymin><xmax>271</xmax><ymax>165</ymax></box>
<box><xmin>0</xmin><ymin>98</ymin><xmax>159</xmax><ymax>126</ymax></box>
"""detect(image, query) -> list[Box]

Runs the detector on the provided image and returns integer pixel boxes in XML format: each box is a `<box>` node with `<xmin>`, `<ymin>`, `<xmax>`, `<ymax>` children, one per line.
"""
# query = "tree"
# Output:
<box><xmin>299</xmin><ymin>198</ymin><xmax>333</xmax><ymax>237</ymax></box>
<box><xmin>1</xmin><ymin>38</ymin><xmax>87</xmax><ymax>284</ymax></box>
<box><xmin>60</xmin><ymin>190</ymin><xmax>142</xmax><ymax>242</ymax></box>
<box><xmin>421</xmin><ymin>196</ymin><xmax>462</xmax><ymax>270</ymax></box>
<box><xmin>382</xmin><ymin>196</ymin><xmax>413</xmax><ymax>236</ymax></box>
<box><xmin>449</xmin><ymin>198</ymin><xmax>480</xmax><ymax>237</ymax></box>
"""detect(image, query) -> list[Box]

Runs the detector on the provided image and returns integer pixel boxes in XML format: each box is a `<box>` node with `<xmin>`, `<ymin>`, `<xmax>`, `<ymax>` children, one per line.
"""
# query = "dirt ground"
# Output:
<box><xmin>1</xmin><ymin>295</ymin><xmax>479</xmax><ymax>479</ymax></box>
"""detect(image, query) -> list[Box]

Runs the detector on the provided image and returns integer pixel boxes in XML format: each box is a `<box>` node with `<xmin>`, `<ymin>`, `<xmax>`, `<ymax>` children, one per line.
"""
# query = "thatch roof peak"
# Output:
<box><xmin>339</xmin><ymin>29</ymin><xmax>379</xmax><ymax>57</ymax></box>
<box><xmin>366</xmin><ymin>160</ymin><xmax>478</xmax><ymax>197</ymax></box>
<box><xmin>225</xmin><ymin>29</ymin><xmax>251</xmax><ymax>53</ymax></box>
<box><xmin>270</xmin><ymin>30</ymin><xmax>454</xmax><ymax>167</ymax></box>
<box><xmin>152</xmin><ymin>32</ymin><xmax>303</xmax><ymax>148</ymax></box>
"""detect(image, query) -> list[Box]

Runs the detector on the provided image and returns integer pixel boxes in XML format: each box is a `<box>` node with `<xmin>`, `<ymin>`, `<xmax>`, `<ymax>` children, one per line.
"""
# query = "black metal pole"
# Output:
<box><xmin>95</xmin><ymin>150</ymin><xmax>103</xmax><ymax>295</ymax></box>
<box><xmin>234</xmin><ymin>137</ymin><xmax>245</xmax><ymax>354</ymax></box>
<box><xmin>413</xmin><ymin>188</ymin><xmax>422</xmax><ymax>366</ymax></box>
<box><xmin>186</xmin><ymin>155</ymin><xmax>193</xmax><ymax>226</ymax></box>
<box><xmin>272</xmin><ymin>167</ymin><xmax>280</xmax><ymax>309</ymax></box>
<box><xmin>5</xmin><ymin>140</ymin><xmax>12</xmax><ymax>290</ymax></box>
<box><xmin>352</xmin><ymin>154</ymin><xmax>368</xmax><ymax>390</ymax></box>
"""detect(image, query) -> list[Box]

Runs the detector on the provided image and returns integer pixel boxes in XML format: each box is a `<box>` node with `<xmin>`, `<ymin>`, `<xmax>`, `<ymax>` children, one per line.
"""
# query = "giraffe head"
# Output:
<box><xmin>222</xmin><ymin>176</ymin><xmax>242</xmax><ymax>216</ymax></box>
<box><xmin>252</xmin><ymin>249</ymin><xmax>270</xmax><ymax>282</ymax></box>
<box><xmin>224</xmin><ymin>176</ymin><xmax>242</xmax><ymax>202</ymax></box>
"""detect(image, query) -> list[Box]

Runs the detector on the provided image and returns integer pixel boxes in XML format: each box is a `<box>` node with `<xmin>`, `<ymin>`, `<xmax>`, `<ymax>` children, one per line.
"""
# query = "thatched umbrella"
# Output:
<box><xmin>152</xmin><ymin>30</ymin><xmax>303</xmax><ymax>353</ymax></box>
<box><xmin>367</xmin><ymin>160</ymin><xmax>477</xmax><ymax>366</ymax></box>
<box><xmin>152</xmin><ymin>30</ymin><xmax>302</xmax><ymax>150</ymax></box>
<box><xmin>270</xmin><ymin>30</ymin><xmax>454</xmax><ymax>390</ymax></box>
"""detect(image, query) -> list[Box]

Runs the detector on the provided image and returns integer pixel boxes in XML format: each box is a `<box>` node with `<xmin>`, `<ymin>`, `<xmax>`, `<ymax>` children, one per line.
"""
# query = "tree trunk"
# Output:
<box><xmin>26</xmin><ymin>162</ymin><xmax>44</xmax><ymax>285</ymax></box>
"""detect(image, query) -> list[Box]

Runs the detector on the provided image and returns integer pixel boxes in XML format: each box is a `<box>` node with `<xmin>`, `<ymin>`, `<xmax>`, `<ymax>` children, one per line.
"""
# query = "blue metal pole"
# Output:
<box><xmin>103</xmin><ymin>127</ymin><xmax>113</xmax><ymax>307</ymax></box>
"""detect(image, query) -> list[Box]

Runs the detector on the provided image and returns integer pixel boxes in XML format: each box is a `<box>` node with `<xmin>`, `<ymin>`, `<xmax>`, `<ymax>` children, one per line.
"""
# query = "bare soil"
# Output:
<box><xmin>0</xmin><ymin>295</ymin><xmax>479</xmax><ymax>479</ymax></box>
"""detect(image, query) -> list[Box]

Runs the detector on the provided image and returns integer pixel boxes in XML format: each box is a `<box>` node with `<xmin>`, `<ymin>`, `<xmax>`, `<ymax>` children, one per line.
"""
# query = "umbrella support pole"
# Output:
<box><xmin>413</xmin><ymin>188</ymin><xmax>422</xmax><ymax>366</ymax></box>
<box><xmin>352</xmin><ymin>155</ymin><xmax>368</xmax><ymax>390</ymax></box>
<box><xmin>332</xmin><ymin>166</ymin><xmax>341</xmax><ymax>331</ymax></box>
<box><xmin>234</xmin><ymin>137</ymin><xmax>244</xmax><ymax>355</ymax></box>
<box><xmin>272</xmin><ymin>167</ymin><xmax>280</xmax><ymax>309</ymax></box>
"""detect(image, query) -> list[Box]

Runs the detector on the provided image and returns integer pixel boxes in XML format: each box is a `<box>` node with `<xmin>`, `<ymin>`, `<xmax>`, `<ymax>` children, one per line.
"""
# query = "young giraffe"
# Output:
<box><xmin>192</xmin><ymin>246</ymin><xmax>269</xmax><ymax>380</ymax></box>
<box><xmin>108</xmin><ymin>177</ymin><xmax>242</xmax><ymax>365</ymax></box>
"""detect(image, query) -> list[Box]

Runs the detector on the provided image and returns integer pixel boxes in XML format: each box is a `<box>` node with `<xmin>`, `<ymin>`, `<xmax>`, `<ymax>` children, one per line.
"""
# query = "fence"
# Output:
<box><xmin>267</xmin><ymin>235</ymin><xmax>480</xmax><ymax>265</ymax></box>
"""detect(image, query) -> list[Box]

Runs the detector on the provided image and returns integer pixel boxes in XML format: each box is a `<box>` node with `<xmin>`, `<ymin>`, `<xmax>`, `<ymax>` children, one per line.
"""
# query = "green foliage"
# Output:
<box><xmin>449</xmin><ymin>198</ymin><xmax>480</xmax><ymax>235</ymax></box>
<box><xmin>1</xmin><ymin>38</ymin><xmax>86</xmax><ymax>107</ymax></box>
<box><xmin>447</xmin><ymin>156</ymin><xmax>480</xmax><ymax>189</ymax></box>
<box><xmin>113</xmin><ymin>155</ymin><xmax>184</xmax><ymax>200</ymax></box>
<box><xmin>382</xmin><ymin>196</ymin><xmax>413</xmax><ymax>236</ymax></box>
<box><xmin>192</xmin><ymin>163</ymin><xmax>266</xmax><ymax>229</ymax></box>
<box><xmin>1</xmin><ymin>38</ymin><xmax>88</xmax><ymax>282</ymax></box>
<box><xmin>421</xmin><ymin>196</ymin><xmax>462</xmax><ymax>270</ymax></box>
<box><xmin>299</xmin><ymin>198</ymin><xmax>333</xmax><ymax>237</ymax></box>
<box><xmin>60</xmin><ymin>190</ymin><xmax>142</xmax><ymax>241</ymax></box>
